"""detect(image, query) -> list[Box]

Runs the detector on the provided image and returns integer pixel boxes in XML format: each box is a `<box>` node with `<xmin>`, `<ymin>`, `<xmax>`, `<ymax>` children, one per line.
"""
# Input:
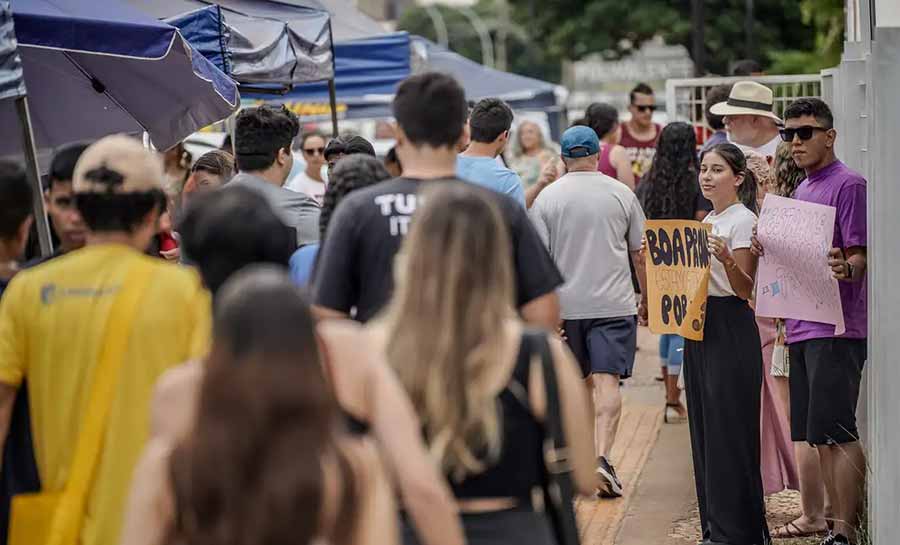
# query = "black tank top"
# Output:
<box><xmin>448</xmin><ymin>332</ymin><xmax>544</xmax><ymax>500</ymax></box>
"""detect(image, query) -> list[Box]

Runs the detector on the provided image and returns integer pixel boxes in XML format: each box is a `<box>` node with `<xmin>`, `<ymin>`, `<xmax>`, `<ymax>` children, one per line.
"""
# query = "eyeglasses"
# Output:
<box><xmin>779</xmin><ymin>126</ymin><xmax>828</xmax><ymax>142</ymax></box>
<box><xmin>634</xmin><ymin>105</ymin><xmax>658</xmax><ymax>112</ymax></box>
<box><xmin>303</xmin><ymin>147</ymin><xmax>325</xmax><ymax>155</ymax></box>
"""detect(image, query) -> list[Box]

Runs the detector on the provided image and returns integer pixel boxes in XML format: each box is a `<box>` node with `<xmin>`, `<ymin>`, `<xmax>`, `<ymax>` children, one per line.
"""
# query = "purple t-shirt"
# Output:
<box><xmin>786</xmin><ymin>160</ymin><xmax>867</xmax><ymax>343</ymax></box>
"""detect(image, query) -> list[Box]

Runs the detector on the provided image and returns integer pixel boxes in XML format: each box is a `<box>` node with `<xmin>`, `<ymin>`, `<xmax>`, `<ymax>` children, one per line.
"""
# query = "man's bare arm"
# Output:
<box><xmin>0</xmin><ymin>383</ymin><xmax>20</xmax><ymax>474</ymax></box>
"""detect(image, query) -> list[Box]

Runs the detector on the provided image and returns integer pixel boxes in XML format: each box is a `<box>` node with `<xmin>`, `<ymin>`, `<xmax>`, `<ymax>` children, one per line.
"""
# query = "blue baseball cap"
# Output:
<box><xmin>560</xmin><ymin>125</ymin><xmax>600</xmax><ymax>158</ymax></box>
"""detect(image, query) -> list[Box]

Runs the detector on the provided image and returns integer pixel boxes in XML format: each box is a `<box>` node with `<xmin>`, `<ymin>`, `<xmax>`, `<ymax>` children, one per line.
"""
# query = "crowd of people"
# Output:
<box><xmin>0</xmin><ymin>68</ymin><xmax>867</xmax><ymax>545</ymax></box>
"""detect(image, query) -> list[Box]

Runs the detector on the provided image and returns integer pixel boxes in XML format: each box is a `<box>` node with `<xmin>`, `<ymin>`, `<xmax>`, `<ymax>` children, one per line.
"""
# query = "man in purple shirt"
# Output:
<box><xmin>753</xmin><ymin>98</ymin><xmax>867</xmax><ymax>545</ymax></box>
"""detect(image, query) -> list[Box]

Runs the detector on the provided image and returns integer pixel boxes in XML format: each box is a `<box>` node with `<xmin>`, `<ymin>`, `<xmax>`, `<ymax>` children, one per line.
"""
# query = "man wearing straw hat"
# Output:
<box><xmin>711</xmin><ymin>81</ymin><xmax>783</xmax><ymax>160</ymax></box>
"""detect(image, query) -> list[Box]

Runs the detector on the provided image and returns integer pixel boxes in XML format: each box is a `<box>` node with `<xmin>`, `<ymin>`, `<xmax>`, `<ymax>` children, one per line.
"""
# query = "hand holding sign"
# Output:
<box><xmin>708</xmin><ymin>234</ymin><xmax>732</xmax><ymax>263</ymax></box>
<box><xmin>643</xmin><ymin>220</ymin><xmax>713</xmax><ymax>341</ymax></box>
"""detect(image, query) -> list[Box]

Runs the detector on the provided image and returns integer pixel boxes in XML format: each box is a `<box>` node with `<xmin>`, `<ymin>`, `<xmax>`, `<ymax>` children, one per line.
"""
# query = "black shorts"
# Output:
<box><xmin>563</xmin><ymin>317</ymin><xmax>637</xmax><ymax>379</ymax></box>
<box><xmin>789</xmin><ymin>338</ymin><xmax>866</xmax><ymax>445</ymax></box>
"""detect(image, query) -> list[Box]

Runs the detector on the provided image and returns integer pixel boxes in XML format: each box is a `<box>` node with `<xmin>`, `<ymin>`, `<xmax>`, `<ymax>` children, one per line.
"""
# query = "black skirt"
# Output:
<box><xmin>684</xmin><ymin>296</ymin><xmax>769</xmax><ymax>545</ymax></box>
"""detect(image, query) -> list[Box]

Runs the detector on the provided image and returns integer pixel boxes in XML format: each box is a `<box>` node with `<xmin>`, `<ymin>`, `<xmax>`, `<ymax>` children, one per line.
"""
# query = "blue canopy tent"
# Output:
<box><xmin>260</xmin><ymin>36</ymin><xmax>565</xmax><ymax>138</ymax></box>
<box><xmin>242</xmin><ymin>31</ymin><xmax>411</xmax><ymax>111</ymax></box>
<box><xmin>132</xmin><ymin>0</ymin><xmax>334</xmax><ymax>86</ymax></box>
<box><xmin>1</xmin><ymin>0</ymin><xmax>240</xmax><ymax>254</ymax></box>
<box><xmin>132</xmin><ymin>0</ymin><xmax>412</xmax><ymax>135</ymax></box>
<box><xmin>0</xmin><ymin>0</ymin><xmax>50</xmax><ymax>252</ymax></box>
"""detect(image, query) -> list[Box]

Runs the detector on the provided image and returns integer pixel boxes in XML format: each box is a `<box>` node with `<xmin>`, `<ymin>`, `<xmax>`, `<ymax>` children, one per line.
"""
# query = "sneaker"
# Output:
<box><xmin>596</xmin><ymin>456</ymin><xmax>623</xmax><ymax>498</ymax></box>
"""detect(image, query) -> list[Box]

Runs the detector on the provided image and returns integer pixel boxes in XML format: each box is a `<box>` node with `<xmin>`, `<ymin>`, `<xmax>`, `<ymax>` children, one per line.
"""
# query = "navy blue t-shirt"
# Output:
<box><xmin>313</xmin><ymin>177</ymin><xmax>563</xmax><ymax>322</ymax></box>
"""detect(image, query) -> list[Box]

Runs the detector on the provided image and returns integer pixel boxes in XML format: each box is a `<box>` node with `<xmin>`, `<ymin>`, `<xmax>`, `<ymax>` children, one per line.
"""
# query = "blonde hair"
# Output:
<box><xmin>379</xmin><ymin>184</ymin><xmax>516</xmax><ymax>482</ymax></box>
<box><xmin>513</xmin><ymin>120</ymin><xmax>547</xmax><ymax>156</ymax></box>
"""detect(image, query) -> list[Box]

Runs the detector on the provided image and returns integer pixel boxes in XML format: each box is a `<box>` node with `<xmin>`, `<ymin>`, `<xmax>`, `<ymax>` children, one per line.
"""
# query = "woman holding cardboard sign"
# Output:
<box><xmin>684</xmin><ymin>143</ymin><xmax>769</xmax><ymax>545</ymax></box>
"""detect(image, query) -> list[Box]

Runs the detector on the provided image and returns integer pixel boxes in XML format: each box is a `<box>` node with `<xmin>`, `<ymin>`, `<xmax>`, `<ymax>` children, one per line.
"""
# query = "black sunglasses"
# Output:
<box><xmin>779</xmin><ymin>126</ymin><xmax>828</xmax><ymax>142</ymax></box>
<box><xmin>634</xmin><ymin>105</ymin><xmax>658</xmax><ymax>112</ymax></box>
<box><xmin>303</xmin><ymin>147</ymin><xmax>325</xmax><ymax>155</ymax></box>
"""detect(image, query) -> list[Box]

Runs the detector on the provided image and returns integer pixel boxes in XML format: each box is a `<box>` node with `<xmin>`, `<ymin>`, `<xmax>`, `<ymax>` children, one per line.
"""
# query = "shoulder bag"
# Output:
<box><xmin>9</xmin><ymin>260</ymin><xmax>156</xmax><ymax>545</ymax></box>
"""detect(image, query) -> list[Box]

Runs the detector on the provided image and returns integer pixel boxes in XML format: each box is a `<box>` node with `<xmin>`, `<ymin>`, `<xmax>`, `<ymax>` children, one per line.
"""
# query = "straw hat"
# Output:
<box><xmin>709</xmin><ymin>81</ymin><xmax>782</xmax><ymax>124</ymax></box>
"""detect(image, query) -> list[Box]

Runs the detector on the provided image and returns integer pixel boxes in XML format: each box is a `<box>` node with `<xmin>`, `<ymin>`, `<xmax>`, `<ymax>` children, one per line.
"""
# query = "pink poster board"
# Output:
<box><xmin>755</xmin><ymin>194</ymin><xmax>845</xmax><ymax>335</ymax></box>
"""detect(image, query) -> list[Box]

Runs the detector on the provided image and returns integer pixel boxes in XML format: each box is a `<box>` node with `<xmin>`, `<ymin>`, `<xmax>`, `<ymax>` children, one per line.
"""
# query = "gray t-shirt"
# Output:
<box><xmin>229</xmin><ymin>172</ymin><xmax>321</xmax><ymax>246</ymax></box>
<box><xmin>529</xmin><ymin>171</ymin><xmax>646</xmax><ymax>320</ymax></box>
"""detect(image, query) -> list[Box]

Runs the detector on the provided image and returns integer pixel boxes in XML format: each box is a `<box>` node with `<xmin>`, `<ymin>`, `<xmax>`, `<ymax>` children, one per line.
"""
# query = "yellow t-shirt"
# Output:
<box><xmin>0</xmin><ymin>244</ymin><xmax>211</xmax><ymax>545</ymax></box>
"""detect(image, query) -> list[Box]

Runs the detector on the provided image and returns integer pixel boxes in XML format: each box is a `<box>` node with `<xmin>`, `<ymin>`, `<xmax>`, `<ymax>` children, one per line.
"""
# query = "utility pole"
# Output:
<box><xmin>495</xmin><ymin>0</ymin><xmax>508</xmax><ymax>71</ymax></box>
<box><xmin>745</xmin><ymin>0</ymin><xmax>755</xmax><ymax>60</ymax></box>
<box><xmin>424</xmin><ymin>4</ymin><xmax>449</xmax><ymax>48</ymax></box>
<box><xmin>691</xmin><ymin>0</ymin><xmax>705</xmax><ymax>76</ymax></box>
<box><xmin>457</xmin><ymin>6</ymin><xmax>494</xmax><ymax>68</ymax></box>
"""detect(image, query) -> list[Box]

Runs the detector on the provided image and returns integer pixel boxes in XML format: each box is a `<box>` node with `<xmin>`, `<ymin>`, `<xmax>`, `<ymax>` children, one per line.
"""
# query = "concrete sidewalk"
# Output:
<box><xmin>575</xmin><ymin>327</ymin><xmax>667</xmax><ymax>544</ymax></box>
<box><xmin>603</xmin><ymin>327</ymin><xmax>819</xmax><ymax>545</ymax></box>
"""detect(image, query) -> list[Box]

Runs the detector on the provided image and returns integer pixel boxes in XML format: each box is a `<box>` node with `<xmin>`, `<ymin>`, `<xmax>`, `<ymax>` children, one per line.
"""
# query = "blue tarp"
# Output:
<box><xmin>166</xmin><ymin>4</ymin><xmax>231</xmax><ymax>76</ymax></box>
<box><xmin>258</xmin><ymin>35</ymin><xmax>559</xmax><ymax>122</ymax></box>
<box><xmin>245</xmin><ymin>32</ymin><xmax>410</xmax><ymax>102</ymax></box>
<box><xmin>133</xmin><ymin>0</ymin><xmax>335</xmax><ymax>85</ymax></box>
<box><xmin>419</xmin><ymin>37</ymin><xmax>557</xmax><ymax>110</ymax></box>
<box><xmin>2</xmin><ymin>0</ymin><xmax>239</xmax><ymax>155</ymax></box>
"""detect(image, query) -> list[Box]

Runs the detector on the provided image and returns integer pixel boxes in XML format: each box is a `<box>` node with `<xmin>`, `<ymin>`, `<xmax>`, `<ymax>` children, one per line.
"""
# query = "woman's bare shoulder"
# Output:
<box><xmin>151</xmin><ymin>360</ymin><xmax>204</xmax><ymax>440</ymax></box>
<box><xmin>317</xmin><ymin>319</ymin><xmax>380</xmax><ymax>370</ymax></box>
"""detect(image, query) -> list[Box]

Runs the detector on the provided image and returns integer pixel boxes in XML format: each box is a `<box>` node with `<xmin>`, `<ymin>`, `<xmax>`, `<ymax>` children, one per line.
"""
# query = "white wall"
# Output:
<box><xmin>867</xmin><ymin>25</ymin><xmax>900</xmax><ymax>545</ymax></box>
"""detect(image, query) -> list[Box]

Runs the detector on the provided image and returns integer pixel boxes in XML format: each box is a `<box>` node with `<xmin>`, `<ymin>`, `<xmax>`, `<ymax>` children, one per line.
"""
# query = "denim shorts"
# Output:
<box><xmin>659</xmin><ymin>334</ymin><xmax>685</xmax><ymax>375</ymax></box>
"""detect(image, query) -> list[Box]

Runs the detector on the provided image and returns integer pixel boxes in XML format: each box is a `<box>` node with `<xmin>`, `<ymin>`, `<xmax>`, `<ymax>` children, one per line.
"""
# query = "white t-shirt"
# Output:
<box><xmin>286</xmin><ymin>171</ymin><xmax>326</xmax><ymax>205</ymax></box>
<box><xmin>703</xmin><ymin>202</ymin><xmax>756</xmax><ymax>297</ymax></box>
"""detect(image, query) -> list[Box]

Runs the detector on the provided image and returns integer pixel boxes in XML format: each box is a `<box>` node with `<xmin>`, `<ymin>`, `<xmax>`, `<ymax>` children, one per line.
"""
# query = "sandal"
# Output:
<box><xmin>664</xmin><ymin>403</ymin><xmax>687</xmax><ymax>424</ymax></box>
<box><xmin>771</xmin><ymin>521</ymin><xmax>829</xmax><ymax>539</ymax></box>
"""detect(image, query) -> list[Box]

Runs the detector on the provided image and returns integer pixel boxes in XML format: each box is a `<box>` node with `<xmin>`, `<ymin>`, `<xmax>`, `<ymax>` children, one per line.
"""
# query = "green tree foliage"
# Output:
<box><xmin>507</xmin><ymin>0</ymin><xmax>821</xmax><ymax>76</ymax></box>
<box><xmin>768</xmin><ymin>0</ymin><xmax>844</xmax><ymax>73</ymax></box>
<box><xmin>396</xmin><ymin>0</ymin><xmax>562</xmax><ymax>82</ymax></box>
<box><xmin>397</xmin><ymin>0</ymin><xmax>838</xmax><ymax>82</ymax></box>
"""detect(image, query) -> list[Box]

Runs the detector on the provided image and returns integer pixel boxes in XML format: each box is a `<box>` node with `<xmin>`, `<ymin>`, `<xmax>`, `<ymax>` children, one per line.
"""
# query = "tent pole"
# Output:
<box><xmin>328</xmin><ymin>78</ymin><xmax>339</xmax><ymax>138</ymax></box>
<box><xmin>15</xmin><ymin>95</ymin><xmax>53</xmax><ymax>257</ymax></box>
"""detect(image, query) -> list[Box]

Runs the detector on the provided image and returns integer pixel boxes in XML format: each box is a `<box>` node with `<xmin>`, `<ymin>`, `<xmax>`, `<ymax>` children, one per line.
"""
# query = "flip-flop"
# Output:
<box><xmin>771</xmin><ymin>521</ymin><xmax>829</xmax><ymax>539</ymax></box>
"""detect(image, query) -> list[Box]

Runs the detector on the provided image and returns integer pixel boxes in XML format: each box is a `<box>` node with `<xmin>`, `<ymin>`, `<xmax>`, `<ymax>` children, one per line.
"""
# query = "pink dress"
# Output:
<box><xmin>757</xmin><ymin>316</ymin><xmax>800</xmax><ymax>495</ymax></box>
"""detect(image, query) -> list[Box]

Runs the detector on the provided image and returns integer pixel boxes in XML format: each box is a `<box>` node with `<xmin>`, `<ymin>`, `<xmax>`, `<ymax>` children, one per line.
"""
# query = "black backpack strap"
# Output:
<box><xmin>525</xmin><ymin>329</ymin><xmax>581</xmax><ymax>545</ymax></box>
<box><xmin>527</xmin><ymin>330</ymin><xmax>570</xmax><ymax>474</ymax></box>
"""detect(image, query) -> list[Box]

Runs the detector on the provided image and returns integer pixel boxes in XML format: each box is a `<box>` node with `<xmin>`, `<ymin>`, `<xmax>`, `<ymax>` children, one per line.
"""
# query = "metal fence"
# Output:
<box><xmin>664</xmin><ymin>75</ymin><xmax>823</xmax><ymax>129</ymax></box>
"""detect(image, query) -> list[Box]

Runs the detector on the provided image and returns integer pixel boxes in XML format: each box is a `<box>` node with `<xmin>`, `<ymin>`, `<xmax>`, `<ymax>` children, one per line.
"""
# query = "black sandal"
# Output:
<box><xmin>771</xmin><ymin>521</ymin><xmax>829</xmax><ymax>539</ymax></box>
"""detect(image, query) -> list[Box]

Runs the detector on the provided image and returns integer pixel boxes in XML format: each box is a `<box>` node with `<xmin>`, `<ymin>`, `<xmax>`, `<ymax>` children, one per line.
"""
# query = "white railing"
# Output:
<box><xmin>665</xmin><ymin>75</ymin><xmax>823</xmax><ymax>128</ymax></box>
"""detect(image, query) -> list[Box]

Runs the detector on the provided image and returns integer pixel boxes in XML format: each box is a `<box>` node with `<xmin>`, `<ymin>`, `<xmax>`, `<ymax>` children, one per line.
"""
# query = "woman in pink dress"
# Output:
<box><xmin>745</xmin><ymin>150</ymin><xmax>800</xmax><ymax>497</ymax></box>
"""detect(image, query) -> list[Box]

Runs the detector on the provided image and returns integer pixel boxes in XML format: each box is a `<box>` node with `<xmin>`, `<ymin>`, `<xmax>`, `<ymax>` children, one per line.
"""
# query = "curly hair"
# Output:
<box><xmin>319</xmin><ymin>155</ymin><xmax>391</xmax><ymax>241</ymax></box>
<box><xmin>772</xmin><ymin>142</ymin><xmax>805</xmax><ymax>198</ymax></box>
<box><xmin>639</xmin><ymin>122</ymin><xmax>699</xmax><ymax>220</ymax></box>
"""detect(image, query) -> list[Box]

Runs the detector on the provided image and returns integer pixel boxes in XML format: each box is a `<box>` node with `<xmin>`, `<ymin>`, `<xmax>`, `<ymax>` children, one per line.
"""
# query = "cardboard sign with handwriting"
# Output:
<box><xmin>755</xmin><ymin>194</ymin><xmax>845</xmax><ymax>335</ymax></box>
<box><xmin>644</xmin><ymin>220</ymin><xmax>712</xmax><ymax>341</ymax></box>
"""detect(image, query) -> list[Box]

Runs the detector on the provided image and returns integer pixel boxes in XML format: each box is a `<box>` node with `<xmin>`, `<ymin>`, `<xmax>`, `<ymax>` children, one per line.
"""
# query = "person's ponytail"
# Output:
<box><xmin>738</xmin><ymin>167</ymin><xmax>758</xmax><ymax>214</ymax></box>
